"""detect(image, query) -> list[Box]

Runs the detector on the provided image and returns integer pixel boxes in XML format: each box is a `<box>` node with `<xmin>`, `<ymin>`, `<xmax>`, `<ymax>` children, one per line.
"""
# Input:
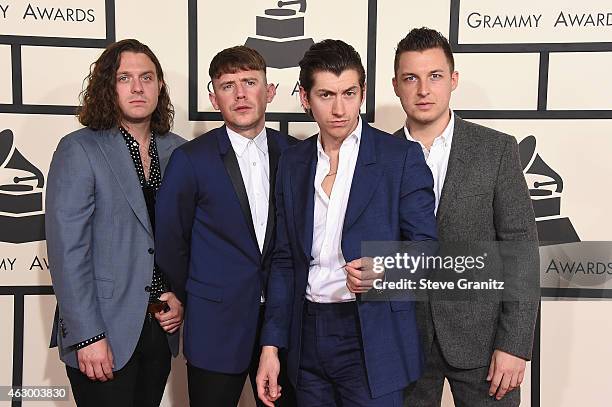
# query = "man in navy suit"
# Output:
<box><xmin>155</xmin><ymin>46</ymin><xmax>296</xmax><ymax>406</ymax></box>
<box><xmin>256</xmin><ymin>39</ymin><xmax>438</xmax><ymax>407</ymax></box>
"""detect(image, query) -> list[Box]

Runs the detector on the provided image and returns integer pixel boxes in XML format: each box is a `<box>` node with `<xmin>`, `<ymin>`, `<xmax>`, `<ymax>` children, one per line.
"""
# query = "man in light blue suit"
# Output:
<box><xmin>256</xmin><ymin>39</ymin><xmax>438</xmax><ymax>407</ymax></box>
<box><xmin>46</xmin><ymin>39</ymin><xmax>184</xmax><ymax>407</ymax></box>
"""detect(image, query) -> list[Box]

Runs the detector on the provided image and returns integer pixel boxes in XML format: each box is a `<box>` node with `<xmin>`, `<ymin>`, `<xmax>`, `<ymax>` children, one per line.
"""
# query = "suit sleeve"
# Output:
<box><xmin>399</xmin><ymin>142</ymin><xmax>438</xmax><ymax>241</ymax></box>
<box><xmin>155</xmin><ymin>148</ymin><xmax>198</xmax><ymax>304</ymax></box>
<box><xmin>492</xmin><ymin>136</ymin><xmax>540</xmax><ymax>360</ymax></box>
<box><xmin>260</xmin><ymin>154</ymin><xmax>294</xmax><ymax>349</ymax></box>
<box><xmin>46</xmin><ymin>137</ymin><xmax>105</xmax><ymax>348</ymax></box>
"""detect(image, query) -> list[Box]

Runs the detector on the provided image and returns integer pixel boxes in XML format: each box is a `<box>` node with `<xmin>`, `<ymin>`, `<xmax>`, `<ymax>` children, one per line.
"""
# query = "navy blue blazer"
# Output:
<box><xmin>155</xmin><ymin>125</ymin><xmax>295</xmax><ymax>374</ymax></box>
<box><xmin>260</xmin><ymin>122</ymin><xmax>438</xmax><ymax>398</ymax></box>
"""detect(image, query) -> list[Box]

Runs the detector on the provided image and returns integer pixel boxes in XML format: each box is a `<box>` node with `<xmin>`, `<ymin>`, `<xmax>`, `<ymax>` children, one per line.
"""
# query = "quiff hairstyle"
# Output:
<box><xmin>394</xmin><ymin>27</ymin><xmax>455</xmax><ymax>74</ymax></box>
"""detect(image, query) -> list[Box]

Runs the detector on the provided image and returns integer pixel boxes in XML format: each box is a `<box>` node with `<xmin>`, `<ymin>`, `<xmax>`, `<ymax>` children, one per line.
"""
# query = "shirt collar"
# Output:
<box><xmin>226</xmin><ymin>126</ymin><xmax>268</xmax><ymax>158</ymax></box>
<box><xmin>119</xmin><ymin>126</ymin><xmax>156</xmax><ymax>150</ymax></box>
<box><xmin>404</xmin><ymin>110</ymin><xmax>455</xmax><ymax>147</ymax></box>
<box><xmin>316</xmin><ymin>116</ymin><xmax>363</xmax><ymax>158</ymax></box>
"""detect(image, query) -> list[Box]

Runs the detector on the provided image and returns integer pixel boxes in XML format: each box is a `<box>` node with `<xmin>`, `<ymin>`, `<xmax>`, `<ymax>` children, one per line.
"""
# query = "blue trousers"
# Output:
<box><xmin>297</xmin><ymin>301</ymin><xmax>402</xmax><ymax>407</ymax></box>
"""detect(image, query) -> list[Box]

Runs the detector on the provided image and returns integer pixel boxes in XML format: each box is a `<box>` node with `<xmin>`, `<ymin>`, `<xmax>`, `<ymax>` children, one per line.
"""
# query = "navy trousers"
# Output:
<box><xmin>296</xmin><ymin>301</ymin><xmax>402</xmax><ymax>407</ymax></box>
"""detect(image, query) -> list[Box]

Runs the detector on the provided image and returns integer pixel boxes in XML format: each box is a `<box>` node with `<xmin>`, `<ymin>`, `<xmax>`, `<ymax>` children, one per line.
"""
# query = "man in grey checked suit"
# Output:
<box><xmin>46</xmin><ymin>39</ymin><xmax>184</xmax><ymax>406</ymax></box>
<box><xmin>392</xmin><ymin>28</ymin><xmax>539</xmax><ymax>406</ymax></box>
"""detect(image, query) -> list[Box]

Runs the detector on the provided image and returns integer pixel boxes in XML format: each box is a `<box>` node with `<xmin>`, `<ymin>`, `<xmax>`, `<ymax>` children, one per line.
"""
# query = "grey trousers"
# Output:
<box><xmin>404</xmin><ymin>337</ymin><xmax>520</xmax><ymax>407</ymax></box>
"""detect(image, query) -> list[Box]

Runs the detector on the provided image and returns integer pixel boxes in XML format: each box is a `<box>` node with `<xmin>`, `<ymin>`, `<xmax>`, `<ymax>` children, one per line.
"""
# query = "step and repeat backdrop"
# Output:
<box><xmin>0</xmin><ymin>0</ymin><xmax>611</xmax><ymax>406</ymax></box>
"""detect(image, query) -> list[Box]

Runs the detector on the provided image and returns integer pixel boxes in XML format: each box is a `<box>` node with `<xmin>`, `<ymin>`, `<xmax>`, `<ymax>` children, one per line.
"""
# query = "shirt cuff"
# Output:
<box><xmin>75</xmin><ymin>333</ymin><xmax>106</xmax><ymax>350</ymax></box>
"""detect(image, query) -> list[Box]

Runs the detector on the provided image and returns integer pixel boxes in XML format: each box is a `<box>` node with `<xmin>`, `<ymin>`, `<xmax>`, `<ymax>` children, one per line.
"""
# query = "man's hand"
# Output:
<box><xmin>155</xmin><ymin>292</ymin><xmax>183</xmax><ymax>333</ymax></box>
<box><xmin>487</xmin><ymin>349</ymin><xmax>526</xmax><ymax>400</ymax></box>
<box><xmin>345</xmin><ymin>257</ymin><xmax>378</xmax><ymax>293</ymax></box>
<box><xmin>256</xmin><ymin>346</ymin><xmax>282</xmax><ymax>407</ymax></box>
<box><xmin>77</xmin><ymin>338</ymin><xmax>114</xmax><ymax>382</ymax></box>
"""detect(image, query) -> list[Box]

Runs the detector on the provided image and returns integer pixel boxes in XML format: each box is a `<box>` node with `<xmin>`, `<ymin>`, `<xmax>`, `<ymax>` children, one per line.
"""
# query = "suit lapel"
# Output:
<box><xmin>291</xmin><ymin>137</ymin><xmax>317</xmax><ymax>261</ymax></box>
<box><xmin>261</xmin><ymin>132</ymin><xmax>280</xmax><ymax>258</ymax></box>
<box><xmin>217</xmin><ymin>127</ymin><xmax>258</xmax><ymax>249</ymax></box>
<box><xmin>155</xmin><ymin>133</ymin><xmax>176</xmax><ymax>176</ymax></box>
<box><xmin>343</xmin><ymin>123</ymin><xmax>383</xmax><ymax>232</ymax></box>
<box><xmin>393</xmin><ymin>128</ymin><xmax>405</xmax><ymax>139</ymax></box>
<box><xmin>436</xmin><ymin>117</ymin><xmax>474</xmax><ymax>224</ymax></box>
<box><xmin>97</xmin><ymin>128</ymin><xmax>153</xmax><ymax>236</ymax></box>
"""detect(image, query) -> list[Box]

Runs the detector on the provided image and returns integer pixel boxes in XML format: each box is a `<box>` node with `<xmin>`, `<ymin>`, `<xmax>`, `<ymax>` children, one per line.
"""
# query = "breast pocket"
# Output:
<box><xmin>456</xmin><ymin>188</ymin><xmax>491</xmax><ymax>200</ymax></box>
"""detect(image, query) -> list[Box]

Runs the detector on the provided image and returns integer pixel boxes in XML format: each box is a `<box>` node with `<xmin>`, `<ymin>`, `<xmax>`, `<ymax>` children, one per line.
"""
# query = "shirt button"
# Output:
<box><xmin>145</xmin><ymin>286</ymin><xmax>151</xmax><ymax>292</ymax></box>
<box><xmin>148</xmin><ymin>248</ymin><xmax>154</xmax><ymax>254</ymax></box>
<box><xmin>252</xmin><ymin>162</ymin><xmax>256</xmax><ymax>166</ymax></box>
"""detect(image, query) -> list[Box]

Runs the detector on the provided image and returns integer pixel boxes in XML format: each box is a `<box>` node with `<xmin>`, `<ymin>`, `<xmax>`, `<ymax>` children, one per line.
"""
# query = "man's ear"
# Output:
<box><xmin>266</xmin><ymin>83</ymin><xmax>276</xmax><ymax>103</ymax></box>
<box><xmin>209</xmin><ymin>91</ymin><xmax>219</xmax><ymax>110</ymax></box>
<box><xmin>451</xmin><ymin>71</ymin><xmax>459</xmax><ymax>92</ymax></box>
<box><xmin>299</xmin><ymin>87</ymin><xmax>310</xmax><ymax>110</ymax></box>
<box><xmin>361</xmin><ymin>83</ymin><xmax>367</xmax><ymax>107</ymax></box>
<box><xmin>392</xmin><ymin>76</ymin><xmax>400</xmax><ymax>97</ymax></box>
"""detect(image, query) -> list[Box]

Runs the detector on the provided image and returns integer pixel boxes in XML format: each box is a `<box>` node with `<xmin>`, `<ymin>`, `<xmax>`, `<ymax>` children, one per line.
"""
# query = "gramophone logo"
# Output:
<box><xmin>519</xmin><ymin>135</ymin><xmax>579</xmax><ymax>246</ymax></box>
<box><xmin>0</xmin><ymin>129</ymin><xmax>45</xmax><ymax>243</ymax></box>
<box><xmin>245</xmin><ymin>0</ymin><xmax>315</xmax><ymax>69</ymax></box>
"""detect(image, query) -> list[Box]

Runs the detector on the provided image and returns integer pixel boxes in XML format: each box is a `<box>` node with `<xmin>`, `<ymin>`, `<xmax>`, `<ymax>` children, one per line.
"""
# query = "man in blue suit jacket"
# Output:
<box><xmin>155</xmin><ymin>46</ymin><xmax>296</xmax><ymax>407</ymax></box>
<box><xmin>256</xmin><ymin>40</ymin><xmax>437</xmax><ymax>407</ymax></box>
<box><xmin>47</xmin><ymin>39</ymin><xmax>184</xmax><ymax>407</ymax></box>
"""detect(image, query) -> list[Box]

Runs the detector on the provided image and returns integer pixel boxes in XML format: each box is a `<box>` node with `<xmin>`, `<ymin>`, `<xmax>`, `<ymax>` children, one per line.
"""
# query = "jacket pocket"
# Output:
<box><xmin>94</xmin><ymin>279</ymin><xmax>114</xmax><ymax>298</ymax></box>
<box><xmin>186</xmin><ymin>278</ymin><xmax>223</xmax><ymax>302</ymax></box>
<box><xmin>389</xmin><ymin>300</ymin><xmax>413</xmax><ymax>312</ymax></box>
<box><xmin>456</xmin><ymin>190</ymin><xmax>490</xmax><ymax>199</ymax></box>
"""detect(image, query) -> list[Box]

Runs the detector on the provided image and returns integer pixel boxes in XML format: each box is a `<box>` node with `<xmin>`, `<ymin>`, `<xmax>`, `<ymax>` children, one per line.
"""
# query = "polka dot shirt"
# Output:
<box><xmin>75</xmin><ymin>127</ymin><xmax>170</xmax><ymax>350</ymax></box>
<box><xmin>119</xmin><ymin>126</ymin><xmax>169</xmax><ymax>303</ymax></box>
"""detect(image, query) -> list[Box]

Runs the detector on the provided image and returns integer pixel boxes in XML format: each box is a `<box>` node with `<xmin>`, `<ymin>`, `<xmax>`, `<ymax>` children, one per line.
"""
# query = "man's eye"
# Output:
<box><xmin>142</xmin><ymin>75</ymin><xmax>152</xmax><ymax>81</ymax></box>
<box><xmin>247</xmin><ymin>80</ymin><xmax>255</xmax><ymax>86</ymax></box>
<box><xmin>222</xmin><ymin>84</ymin><xmax>233</xmax><ymax>90</ymax></box>
<box><xmin>346</xmin><ymin>90</ymin><xmax>356</xmax><ymax>97</ymax></box>
<box><xmin>321</xmin><ymin>92</ymin><xmax>330</xmax><ymax>98</ymax></box>
<box><xmin>431</xmin><ymin>74</ymin><xmax>442</xmax><ymax>80</ymax></box>
<box><xmin>118</xmin><ymin>76</ymin><xmax>128</xmax><ymax>82</ymax></box>
<box><xmin>405</xmin><ymin>75</ymin><xmax>417</xmax><ymax>82</ymax></box>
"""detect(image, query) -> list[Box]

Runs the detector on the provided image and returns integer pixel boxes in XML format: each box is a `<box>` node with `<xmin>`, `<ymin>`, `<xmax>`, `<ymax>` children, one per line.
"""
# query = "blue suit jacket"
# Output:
<box><xmin>261</xmin><ymin>122</ymin><xmax>438</xmax><ymax>398</ymax></box>
<box><xmin>46</xmin><ymin>127</ymin><xmax>184</xmax><ymax>370</ymax></box>
<box><xmin>155</xmin><ymin>125</ymin><xmax>296</xmax><ymax>374</ymax></box>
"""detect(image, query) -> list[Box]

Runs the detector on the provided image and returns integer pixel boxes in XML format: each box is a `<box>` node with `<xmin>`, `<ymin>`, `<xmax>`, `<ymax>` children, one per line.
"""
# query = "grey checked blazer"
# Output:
<box><xmin>46</xmin><ymin>127</ymin><xmax>185</xmax><ymax>370</ymax></box>
<box><xmin>394</xmin><ymin>116</ymin><xmax>540</xmax><ymax>369</ymax></box>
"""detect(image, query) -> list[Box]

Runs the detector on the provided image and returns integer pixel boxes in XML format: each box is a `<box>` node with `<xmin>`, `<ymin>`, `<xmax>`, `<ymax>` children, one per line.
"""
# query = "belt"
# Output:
<box><xmin>304</xmin><ymin>300</ymin><xmax>357</xmax><ymax>315</ymax></box>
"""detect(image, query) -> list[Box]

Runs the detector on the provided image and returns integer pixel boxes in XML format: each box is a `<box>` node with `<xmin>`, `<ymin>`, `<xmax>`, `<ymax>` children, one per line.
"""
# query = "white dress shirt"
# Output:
<box><xmin>226</xmin><ymin>127</ymin><xmax>269</xmax><ymax>253</ymax></box>
<box><xmin>307</xmin><ymin>118</ymin><xmax>363</xmax><ymax>303</ymax></box>
<box><xmin>404</xmin><ymin>111</ymin><xmax>455</xmax><ymax>214</ymax></box>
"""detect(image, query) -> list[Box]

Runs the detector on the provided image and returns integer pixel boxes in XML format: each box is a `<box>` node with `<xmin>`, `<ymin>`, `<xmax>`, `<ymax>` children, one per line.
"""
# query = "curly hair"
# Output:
<box><xmin>77</xmin><ymin>39</ymin><xmax>174</xmax><ymax>134</ymax></box>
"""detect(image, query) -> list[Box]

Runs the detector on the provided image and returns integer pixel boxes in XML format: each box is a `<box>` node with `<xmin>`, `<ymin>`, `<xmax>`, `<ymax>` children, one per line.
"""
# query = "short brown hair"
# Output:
<box><xmin>209</xmin><ymin>46</ymin><xmax>267</xmax><ymax>81</ymax></box>
<box><xmin>77</xmin><ymin>39</ymin><xmax>174</xmax><ymax>134</ymax></box>
<box><xmin>299</xmin><ymin>39</ymin><xmax>365</xmax><ymax>95</ymax></box>
<box><xmin>394</xmin><ymin>27</ymin><xmax>455</xmax><ymax>74</ymax></box>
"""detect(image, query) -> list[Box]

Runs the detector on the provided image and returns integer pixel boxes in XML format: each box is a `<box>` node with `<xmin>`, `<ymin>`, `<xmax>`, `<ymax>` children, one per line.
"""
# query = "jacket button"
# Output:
<box><xmin>148</xmin><ymin>248</ymin><xmax>154</xmax><ymax>254</ymax></box>
<box><xmin>145</xmin><ymin>286</ymin><xmax>151</xmax><ymax>292</ymax></box>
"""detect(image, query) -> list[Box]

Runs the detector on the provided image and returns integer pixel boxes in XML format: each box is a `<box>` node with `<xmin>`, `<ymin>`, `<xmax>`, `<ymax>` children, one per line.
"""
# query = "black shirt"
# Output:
<box><xmin>119</xmin><ymin>126</ymin><xmax>169</xmax><ymax>302</ymax></box>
